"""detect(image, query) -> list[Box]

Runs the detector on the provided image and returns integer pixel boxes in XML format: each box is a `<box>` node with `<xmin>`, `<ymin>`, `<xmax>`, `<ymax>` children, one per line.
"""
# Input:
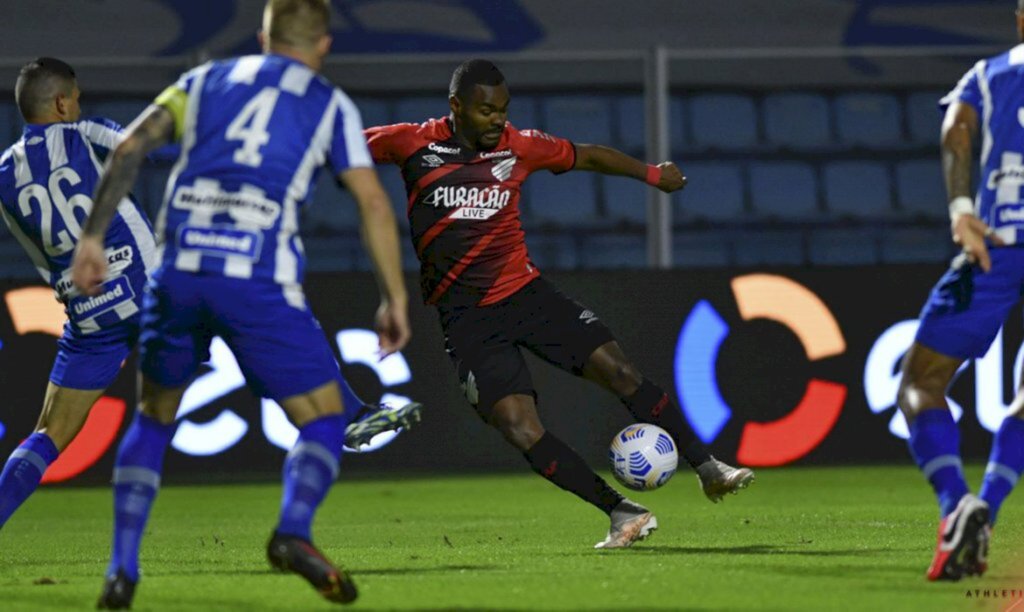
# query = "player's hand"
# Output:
<box><xmin>953</xmin><ymin>214</ymin><xmax>1003</xmax><ymax>273</ymax></box>
<box><xmin>656</xmin><ymin>161</ymin><xmax>687</xmax><ymax>193</ymax></box>
<box><xmin>375</xmin><ymin>298</ymin><xmax>411</xmax><ymax>358</ymax></box>
<box><xmin>71</xmin><ymin>235</ymin><xmax>107</xmax><ymax>296</ymax></box>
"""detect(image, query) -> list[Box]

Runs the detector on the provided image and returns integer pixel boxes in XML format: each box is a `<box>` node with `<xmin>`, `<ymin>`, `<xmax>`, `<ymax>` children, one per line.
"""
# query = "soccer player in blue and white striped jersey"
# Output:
<box><xmin>73</xmin><ymin>1</ymin><xmax>409</xmax><ymax>607</ymax></box>
<box><xmin>0</xmin><ymin>57</ymin><xmax>158</xmax><ymax>529</ymax></box>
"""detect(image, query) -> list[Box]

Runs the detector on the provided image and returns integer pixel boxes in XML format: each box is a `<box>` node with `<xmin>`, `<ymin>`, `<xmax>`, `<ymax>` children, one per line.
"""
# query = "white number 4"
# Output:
<box><xmin>226</xmin><ymin>87</ymin><xmax>280</xmax><ymax>167</ymax></box>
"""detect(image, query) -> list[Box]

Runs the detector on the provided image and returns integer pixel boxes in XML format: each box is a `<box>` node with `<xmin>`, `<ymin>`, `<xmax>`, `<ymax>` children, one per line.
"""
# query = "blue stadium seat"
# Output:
<box><xmin>906</xmin><ymin>91</ymin><xmax>945</xmax><ymax>146</ymax></box>
<box><xmin>689</xmin><ymin>94</ymin><xmax>758</xmax><ymax>150</ymax></box>
<box><xmin>91</xmin><ymin>99</ymin><xmax>149</xmax><ymax>129</ymax></box>
<box><xmin>673</xmin><ymin>230</ymin><xmax>732</xmax><ymax>267</ymax></box>
<box><xmin>579</xmin><ymin>233</ymin><xmax>646</xmax><ymax>269</ymax></box>
<box><xmin>525</xmin><ymin>233</ymin><xmax>578</xmax><ymax>270</ymax></box>
<box><xmin>733</xmin><ymin>229</ymin><xmax>804</xmax><ymax>266</ymax></box>
<box><xmin>762</xmin><ymin>93</ymin><xmax>831</xmax><ymax>150</ymax></box>
<box><xmin>303</xmin><ymin>235</ymin><xmax>362</xmax><ymax>272</ymax></box>
<box><xmin>351</xmin><ymin>97</ymin><xmax>390</xmax><ymax>129</ymax></box>
<box><xmin>895</xmin><ymin>159</ymin><xmax>946</xmax><ymax>220</ymax></box>
<box><xmin>0</xmin><ymin>101</ymin><xmax>19</xmax><ymax>144</ymax></box>
<box><xmin>0</xmin><ymin>233</ymin><xmax>37</xmax><ymax>278</ymax></box>
<box><xmin>602</xmin><ymin>175</ymin><xmax>647</xmax><ymax>225</ymax></box>
<box><xmin>835</xmin><ymin>93</ymin><xmax>904</xmax><ymax>148</ymax></box>
<box><xmin>525</xmin><ymin>171</ymin><xmax>600</xmax><ymax>227</ymax></box>
<box><xmin>393</xmin><ymin>96</ymin><xmax>447</xmax><ymax>124</ymax></box>
<box><xmin>305</xmin><ymin>172</ymin><xmax>359</xmax><ymax>233</ymax></box>
<box><xmin>141</xmin><ymin>165</ymin><xmax>172</xmax><ymax>218</ymax></box>
<box><xmin>614</xmin><ymin>95</ymin><xmax>686</xmax><ymax>155</ymax></box>
<box><xmin>674</xmin><ymin>162</ymin><xmax>745</xmax><ymax>223</ymax></box>
<box><xmin>509</xmin><ymin>95</ymin><xmax>539</xmax><ymax>132</ymax></box>
<box><xmin>540</xmin><ymin>96</ymin><xmax>612</xmax><ymax>144</ymax></box>
<box><xmin>881</xmin><ymin>227</ymin><xmax>956</xmax><ymax>264</ymax></box>
<box><xmin>807</xmin><ymin>227</ymin><xmax>880</xmax><ymax>265</ymax></box>
<box><xmin>376</xmin><ymin>166</ymin><xmax>410</xmax><ymax>227</ymax></box>
<box><xmin>749</xmin><ymin>162</ymin><xmax>819</xmax><ymax>219</ymax></box>
<box><xmin>822</xmin><ymin>161</ymin><xmax>893</xmax><ymax>219</ymax></box>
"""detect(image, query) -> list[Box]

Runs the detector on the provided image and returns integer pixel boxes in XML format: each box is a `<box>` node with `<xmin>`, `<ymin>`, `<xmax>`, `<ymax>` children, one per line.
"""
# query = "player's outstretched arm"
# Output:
<box><xmin>340</xmin><ymin>167</ymin><xmax>410</xmax><ymax>357</ymax></box>
<box><xmin>572</xmin><ymin>143</ymin><xmax>686</xmax><ymax>193</ymax></box>
<box><xmin>72</xmin><ymin>106</ymin><xmax>175</xmax><ymax>294</ymax></box>
<box><xmin>941</xmin><ymin>101</ymin><xmax>1001</xmax><ymax>272</ymax></box>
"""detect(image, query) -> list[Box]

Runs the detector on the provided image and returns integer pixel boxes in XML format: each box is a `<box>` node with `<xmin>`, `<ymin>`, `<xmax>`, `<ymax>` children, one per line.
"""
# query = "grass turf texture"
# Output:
<box><xmin>0</xmin><ymin>466</ymin><xmax>1020</xmax><ymax>611</ymax></box>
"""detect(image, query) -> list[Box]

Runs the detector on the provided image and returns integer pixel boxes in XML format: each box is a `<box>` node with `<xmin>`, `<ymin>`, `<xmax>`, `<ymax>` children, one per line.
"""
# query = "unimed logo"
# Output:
<box><xmin>0</xmin><ymin>287</ymin><xmax>414</xmax><ymax>483</ymax></box>
<box><xmin>674</xmin><ymin>274</ymin><xmax>847</xmax><ymax>467</ymax></box>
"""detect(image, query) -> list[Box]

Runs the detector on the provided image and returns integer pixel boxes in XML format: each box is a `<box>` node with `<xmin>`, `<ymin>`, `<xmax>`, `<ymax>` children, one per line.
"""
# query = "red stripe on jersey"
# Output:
<box><xmin>479</xmin><ymin>246</ymin><xmax>538</xmax><ymax>306</ymax></box>
<box><xmin>426</xmin><ymin>216</ymin><xmax>517</xmax><ymax>304</ymax></box>
<box><xmin>416</xmin><ymin>208</ymin><xmax>461</xmax><ymax>256</ymax></box>
<box><xmin>407</xmin><ymin>164</ymin><xmax>464</xmax><ymax>215</ymax></box>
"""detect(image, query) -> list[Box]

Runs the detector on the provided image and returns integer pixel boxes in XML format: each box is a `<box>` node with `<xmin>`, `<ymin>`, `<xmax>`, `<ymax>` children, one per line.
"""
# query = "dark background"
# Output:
<box><xmin>0</xmin><ymin>264</ymin><xmax>1011</xmax><ymax>485</ymax></box>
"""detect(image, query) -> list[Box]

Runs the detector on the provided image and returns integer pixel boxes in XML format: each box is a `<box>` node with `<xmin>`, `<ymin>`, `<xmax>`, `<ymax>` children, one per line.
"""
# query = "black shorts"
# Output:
<box><xmin>438</xmin><ymin>277</ymin><xmax>615</xmax><ymax>421</ymax></box>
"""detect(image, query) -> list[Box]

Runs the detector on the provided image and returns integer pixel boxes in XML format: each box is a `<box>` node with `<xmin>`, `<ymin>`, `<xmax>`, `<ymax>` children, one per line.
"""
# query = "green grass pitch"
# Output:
<box><xmin>0</xmin><ymin>466</ymin><xmax>1020</xmax><ymax>611</ymax></box>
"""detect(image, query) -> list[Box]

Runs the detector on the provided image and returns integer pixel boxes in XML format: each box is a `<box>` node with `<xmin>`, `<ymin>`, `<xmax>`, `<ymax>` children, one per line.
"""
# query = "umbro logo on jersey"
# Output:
<box><xmin>579</xmin><ymin>309</ymin><xmax>599</xmax><ymax>324</ymax></box>
<box><xmin>428</xmin><ymin>142</ymin><xmax>461</xmax><ymax>155</ymax></box>
<box><xmin>26</xmin><ymin>137</ymin><xmax>43</xmax><ymax>146</ymax></box>
<box><xmin>491</xmin><ymin>156</ymin><xmax>517</xmax><ymax>181</ymax></box>
<box><xmin>422</xmin><ymin>154</ymin><xmax>445</xmax><ymax>168</ymax></box>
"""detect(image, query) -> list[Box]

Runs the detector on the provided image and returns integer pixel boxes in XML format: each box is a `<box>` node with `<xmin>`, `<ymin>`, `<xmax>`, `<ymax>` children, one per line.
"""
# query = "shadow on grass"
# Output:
<box><xmin>353</xmin><ymin>563</ymin><xmax>503</xmax><ymax>576</ymax></box>
<box><xmin>590</xmin><ymin>544</ymin><xmax>916</xmax><ymax>557</ymax></box>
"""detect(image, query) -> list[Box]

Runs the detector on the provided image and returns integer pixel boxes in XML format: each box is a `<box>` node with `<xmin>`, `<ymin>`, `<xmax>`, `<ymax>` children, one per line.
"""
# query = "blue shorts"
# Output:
<box><xmin>916</xmin><ymin>248</ymin><xmax>1024</xmax><ymax>360</ymax></box>
<box><xmin>49</xmin><ymin>320</ymin><xmax>138</xmax><ymax>390</ymax></box>
<box><xmin>139</xmin><ymin>269</ymin><xmax>340</xmax><ymax>401</ymax></box>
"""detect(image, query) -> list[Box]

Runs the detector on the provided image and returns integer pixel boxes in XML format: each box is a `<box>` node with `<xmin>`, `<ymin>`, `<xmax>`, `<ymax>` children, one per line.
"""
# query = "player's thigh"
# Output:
<box><xmin>139</xmin><ymin>374</ymin><xmax>190</xmax><ymax>424</ymax></box>
<box><xmin>442</xmin><ymin>311</ymin><xmax>535</xmax><ymax>423</ymax></box>
<box><xmin>138</xmin><ymin>273</ymin><xmax>214</xmax><ymax>390</ymax></box>
<box><xmin>915</xmin><ymin>250</ymin><xmax>1024</xmax><ymax>362</ymax></box>
<box><xmin>515</xmin><ymin>278</ymin><xmax>615</xmax><ymax>375</ymax></box>
<box><xmin>35</xmin><ymin>383</ymin><xmax>106</xmax><ymax>451</ymax></box>
<box><xmin>277</xmin><ymin>379</ymin><xmax>344</xmax><ymax>428</ymax></box>
<box><xmin>897</xmin><ymin>342</ymin><xmax>964</xmax><ymax>415</ymax></box>
<box><xmin>213</xmin><ymin>282</ymin><xmax>341</xmax><ymax>411</ymax></box>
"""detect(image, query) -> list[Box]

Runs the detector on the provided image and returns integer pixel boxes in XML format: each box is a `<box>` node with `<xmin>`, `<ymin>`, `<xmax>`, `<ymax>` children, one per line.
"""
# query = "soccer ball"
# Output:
<box><xmin>608</xmin><ymin>424</ymin><xmax>678</xmax><ymax>491</ymax></box>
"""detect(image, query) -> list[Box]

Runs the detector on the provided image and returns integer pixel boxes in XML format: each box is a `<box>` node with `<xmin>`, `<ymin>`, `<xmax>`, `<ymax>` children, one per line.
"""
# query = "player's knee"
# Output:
<box><xmin>896</xmin><ymin>370</ymin><xmax>946</xmax><ymax>420</ymax></box>
<box><xmin>490</xmin><ymin>402</ymin><xmax>543</xmax><ymax>450</ymax></box>
<box><xmin>606</xmin><ymin>362</ymin><xmax>642</xmax><ymax>397</ymax></box>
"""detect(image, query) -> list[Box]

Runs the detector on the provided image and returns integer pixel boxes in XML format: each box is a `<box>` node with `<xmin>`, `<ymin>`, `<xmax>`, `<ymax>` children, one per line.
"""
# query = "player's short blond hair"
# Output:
<box><xmin>263</xmin><ymin>0</ymin><xmax>330</xmax><ymax>49</ymax></box>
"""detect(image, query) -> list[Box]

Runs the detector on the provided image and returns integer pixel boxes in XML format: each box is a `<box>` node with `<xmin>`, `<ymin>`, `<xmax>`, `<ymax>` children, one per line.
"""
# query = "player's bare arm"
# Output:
<box><xmin>72</xmin><ymin>105</ymin><xmax>175</xmax><ymax>294</ymax></box>
<box><xmin>941</xmin><ymin>101</ymin><xmax>1001</xmax><ymax>271</ymax></box>
<box><xmin>572</xmin><ymin>144</ymin><xmax>686</xmax><ymax>193</ymax></box>
<box><xmin>340</xmin><ymin>166</ymin><xmax>411</xmax><ymax>356</ymax></box>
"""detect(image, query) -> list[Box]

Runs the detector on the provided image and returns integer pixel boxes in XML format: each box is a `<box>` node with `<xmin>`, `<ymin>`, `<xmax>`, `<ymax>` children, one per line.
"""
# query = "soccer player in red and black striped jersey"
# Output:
<box><xmin>366</xmin><ymin>59</ymin><xmax>755</xmax><ymax>548</ymax></box>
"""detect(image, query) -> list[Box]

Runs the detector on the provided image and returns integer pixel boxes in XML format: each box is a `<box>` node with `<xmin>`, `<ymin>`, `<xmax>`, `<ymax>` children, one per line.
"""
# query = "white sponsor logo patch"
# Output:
<box><xmin>173</xmin><ymin>184</ymin><xmax>281</xmax><ymax>228</ymax></box>
<box><xmin>428</xmin><ymin>142</ymin><xmax>461</xmax><ymax>155</ymax></box>
<box><xmin>479</xmin><ymin>149</ymin><xmax>513</xmax><ymax>159</ymax></box>
<box><xmin>425</xmin><ymin>185</ymin><xmax>512</xmax><ymax>212</ymax></box>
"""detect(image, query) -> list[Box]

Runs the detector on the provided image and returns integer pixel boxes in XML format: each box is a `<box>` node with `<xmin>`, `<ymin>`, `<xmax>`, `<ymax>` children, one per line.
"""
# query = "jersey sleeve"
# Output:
<box><xmin>153</xmin><ymin>65</ymin><xmax>204</xmax><ymax>143</ymax></box>
<box><xmin>939</xmin><ymin>60</ymin><xmax>985</xmax><ymax>116</ymax></box>
<box><xmin>363</xmin><ymin>123</ymin><xmax>416</xmax><ymax>166</ymax></box>
<box><xmin>327</xmin><ymin>90</ymin><xmax>373</xmax><ymax>176</ymax></box>
<box><xmin>76</xmin><ymin>118</ymin><xmax>125</xmax><ymax>158</ymax></box>
<box><xmin>515</xmin><ymin>129</ymin><xmax>576</xmax><ymax>174</ymax></box>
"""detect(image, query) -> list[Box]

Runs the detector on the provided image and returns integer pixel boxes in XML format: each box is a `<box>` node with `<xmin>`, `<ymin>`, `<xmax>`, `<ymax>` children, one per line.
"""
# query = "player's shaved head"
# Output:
<box><xmin>262</xmin><ymin>0</ymin><xmax>330</xmax><ymax>49</ymax></box>
<box><xmin>15</xmin><ymin>57</ymin><xmax>77</xmax><ymax>122</ymax></box>
<box><xmin>449</xmin><ymin>59</ymin><xmax>506</xmax><ymax>101</ymax></box>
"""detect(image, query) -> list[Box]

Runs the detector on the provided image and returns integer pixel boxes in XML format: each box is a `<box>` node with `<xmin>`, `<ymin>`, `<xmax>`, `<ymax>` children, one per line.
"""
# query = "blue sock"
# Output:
<box><xmin>276</xmin><ymin>414</ymin><xmax>345</xmax><ymax>541</ymax></box>
<box><xmin>979</xmin><ymin>416</ymin><xmax>1024</xmax><ymax>526</ymax></box>
<box><xmin>0</xmin><ymin>432</ymin><xmax>59</xmax><ymax>527</ymax></box>
<box><xmin>908</xmin><ymin>409</ymin><xmax>970</xmax><ymax>518</ymax></box>
<box><xmin>108</xmin><ymin>413</ymin><xmax>177</xmax><ymax>582</ymax></box>
<box><xmin>339</xmin><ymin>377</ymin><xmax>362</xmax><ymax>429</ymax></box>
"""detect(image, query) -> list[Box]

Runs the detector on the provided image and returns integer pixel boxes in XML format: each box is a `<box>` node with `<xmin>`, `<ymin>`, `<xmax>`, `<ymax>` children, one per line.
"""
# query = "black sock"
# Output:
<box><xmin>523</xmin><ymin>432</ymin><xmax>624</xmax><ymax>515</ymax></box>
<box><xmin>624</xmin><ymin>378</ymin><xmax>712</xmax><ymax>470</ymax></box>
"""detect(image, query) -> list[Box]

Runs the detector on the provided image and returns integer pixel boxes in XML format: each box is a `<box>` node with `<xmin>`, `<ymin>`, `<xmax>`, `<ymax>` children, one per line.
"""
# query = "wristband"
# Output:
<box><xmin>645</xmin><ymin>164</ymin><xmax>661</xmax><ymax>187</ymax></box>
<box><xmin>948</xmin><ymin>196</ymin><xmax>974</xmax><ymax>225</ymax></box>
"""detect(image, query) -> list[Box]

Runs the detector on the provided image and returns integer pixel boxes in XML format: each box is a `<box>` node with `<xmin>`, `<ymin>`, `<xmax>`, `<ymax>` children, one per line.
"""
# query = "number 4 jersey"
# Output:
<box><xmin>0</xmin><ymin>118</ymin><xmax>157</xmax><ymax>335</ymax></box>
<box><xmin>152</xmin><ymin>54</ymin><xmax>371</xmax><ymax>291</ymax></box>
